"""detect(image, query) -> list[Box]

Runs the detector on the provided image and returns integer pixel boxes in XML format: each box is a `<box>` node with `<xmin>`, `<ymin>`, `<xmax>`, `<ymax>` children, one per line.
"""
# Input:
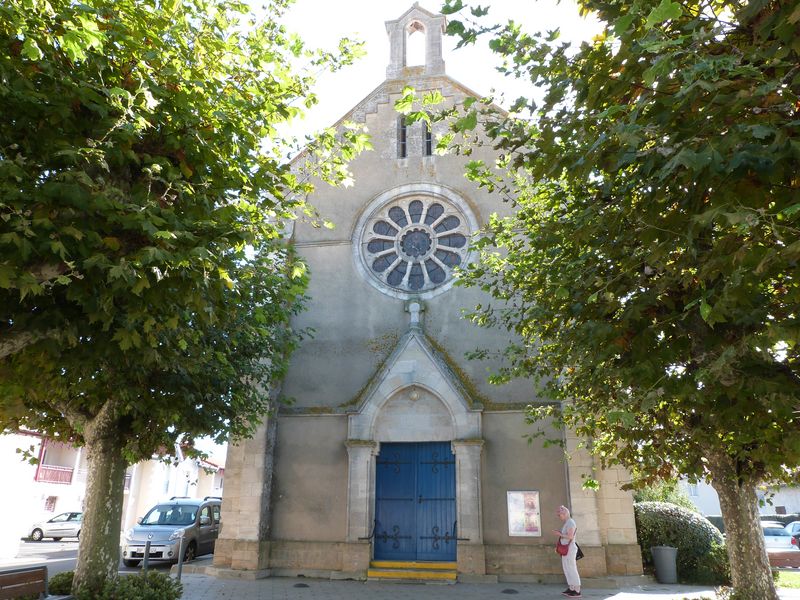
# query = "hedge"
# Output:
<box><xmin>74</xmin><ymin>572</ymin><xmax>182</xmax><ymax>600</ymax></box>
<box><xmin>634</xmin><ymin>501</ymin><xmax>730</xmax><ymax>585</ymax></box>
<box><xmin>48</xmin><ymin>570</ymin><xmax>74</xmax><ymax>595</ymax></box>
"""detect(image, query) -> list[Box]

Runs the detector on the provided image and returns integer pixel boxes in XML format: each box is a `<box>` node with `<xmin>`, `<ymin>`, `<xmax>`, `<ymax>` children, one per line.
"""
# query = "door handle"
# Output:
<box><xmin>418</xmin><ymin>494</ymin><xmax>423</xmax><ymax>504</ymax></box>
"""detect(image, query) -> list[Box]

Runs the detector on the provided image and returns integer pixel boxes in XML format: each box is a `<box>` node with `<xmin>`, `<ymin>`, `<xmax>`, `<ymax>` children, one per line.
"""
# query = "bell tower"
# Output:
<box><xmin>385</xmin><ymin>3</ymin><xmax>447</xmax><ymax>79</ymax></box>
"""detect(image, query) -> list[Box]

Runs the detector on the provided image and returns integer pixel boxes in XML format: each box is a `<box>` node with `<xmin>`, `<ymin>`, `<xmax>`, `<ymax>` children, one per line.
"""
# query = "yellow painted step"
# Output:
<box><xmin>367</xmin><ymin>569</ymin><xmax>456</xmax><ymax>581</ymax></box>
<box><xmin>370</xmin><ymin>561</ymin><xmax>457</xmax><ymax>571</ymax></box>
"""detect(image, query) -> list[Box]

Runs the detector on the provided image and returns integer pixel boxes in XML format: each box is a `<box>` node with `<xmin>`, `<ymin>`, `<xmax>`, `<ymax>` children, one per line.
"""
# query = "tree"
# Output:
<box><xmin>3</xmin><ymin>248</ymin><xmax>305</xmax><ymax>592</ymax></box>
<box><xmin>441</xmin><ymin>1</ymin><xmax>800</xmax><ymax>598</ymax></box>
<box><xmin>633</xmin><ymin>480</ymin><xmax>698</xmax><ymax>513</ymax></box>
<box><xmin>0</xmin><ymin>0</ymin><xmax>367</xmax><ymax>593</ymax></box>
<box><xmin>0</xmin><ymin>0</ymin><xmax>365</xmax><ymax>360</ymax></box>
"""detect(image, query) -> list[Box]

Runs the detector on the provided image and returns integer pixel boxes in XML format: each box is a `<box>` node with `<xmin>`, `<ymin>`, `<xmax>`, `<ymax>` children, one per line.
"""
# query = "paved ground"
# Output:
<box><xmin>0</xmin><ymin>539</ymin><xmax>172</xmax><ymax>577</ymax></box>
<box><xmin>4</xmin><ymin>544</ymin><xmax>800</xmax><ymax>599</ymax></box>
<box><xmin>176</xmin><ymin>574</ymin><xmax>800</xmax><ymax>600</ymax></box>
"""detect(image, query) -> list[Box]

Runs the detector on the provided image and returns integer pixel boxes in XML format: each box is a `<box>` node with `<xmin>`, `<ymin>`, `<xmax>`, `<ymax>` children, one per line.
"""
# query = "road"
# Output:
<box><xmin>0</xmin><ymin>539</ymin><xmax>173</xmax><ymax>577</ymax></box>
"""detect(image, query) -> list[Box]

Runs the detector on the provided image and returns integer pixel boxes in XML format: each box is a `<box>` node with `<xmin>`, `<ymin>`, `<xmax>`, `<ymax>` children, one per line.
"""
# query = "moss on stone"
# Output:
<box><xmin>364</xmin><ymin>329</ymin><xmax>399</xmax><ymax>356</ymax></box>
<box><xmin>345</xmin><ymin>439</ymin><xmax>377</xmax><ymax>447</ymax></box>
<box><xmin>423</xmin><ymin>334</ymin><xmax>493</xmax><ymax>409</ymax></box>
<box><xmin>424</xmin><ymin>334</ymin><xmax>542</xmax><ymax>412</ymax></box>
<box><xmin>339</xmin><ymin>343</ymin><xmax>394</xmax><ymax>410</ymax></box>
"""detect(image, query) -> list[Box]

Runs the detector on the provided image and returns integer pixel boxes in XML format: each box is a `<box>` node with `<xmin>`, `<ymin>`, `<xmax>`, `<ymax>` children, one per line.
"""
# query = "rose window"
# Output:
<box><xmin>362</xmin><ymin>198</ymin><xmax>469</xmax><ymax>293</ymax></box>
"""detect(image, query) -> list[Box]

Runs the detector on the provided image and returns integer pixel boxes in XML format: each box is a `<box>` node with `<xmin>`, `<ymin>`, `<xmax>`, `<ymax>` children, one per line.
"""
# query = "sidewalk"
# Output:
<box><xmin>176</xmin><ymin>573</ymin><xmax>800</xmax><ymax>600</ymax></box>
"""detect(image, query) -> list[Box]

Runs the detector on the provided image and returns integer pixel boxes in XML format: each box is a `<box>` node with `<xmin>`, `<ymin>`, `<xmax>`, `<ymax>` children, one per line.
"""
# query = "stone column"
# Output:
<box><xmin>343</xmin><ymin>440</ymin><xmax>378</xmax><ymax>574</ymax></box>
<box><xmin>564</xmin><ymin>429</ymin><xmax>603</xmax><ymax>546</ymax></box>
<box><xmin>385</xmin><ymin>24</ymin><xmax>406</xmax><ymax>79</ymax></box>
<box><xmin>424</xmin><ymin>20</ymin><xmax>446</xmax><ymax>76</ymax></box>
<box><xmin>563</xmin><ymin>428</ymin><xmax>642</xmax><ymax>576</ymax></box>
<box><xmin>212</xmin><ymin>415</ymin><xmax>275</xmax><ymax>577</ymax></box>
<box><xmin>597</xmin><ymin>464</ymin><xmax>643</xmax><ymax>575</ymax></box>
<box><xmin>452</xmin><ymin>439</ymin><xmax>485</xmax><ymax>575</ymax></box>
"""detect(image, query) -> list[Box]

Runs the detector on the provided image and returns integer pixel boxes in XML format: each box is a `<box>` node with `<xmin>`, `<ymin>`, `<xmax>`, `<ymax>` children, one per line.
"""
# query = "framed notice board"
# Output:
<box><xmin>507</xmin><ymin>491</ymin><xmax>541</xmax><ymax>537</ymax></box>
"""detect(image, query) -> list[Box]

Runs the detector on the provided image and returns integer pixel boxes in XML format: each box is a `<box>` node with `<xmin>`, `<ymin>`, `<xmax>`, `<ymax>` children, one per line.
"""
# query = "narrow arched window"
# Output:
<box><xmin>398</xmin><ymin>117</ymin><xmax>407</xmax><ymax>159</ymax></box>
<box><xmin>423</xmin><ymin>122</ymin><xmax>433</xmax><ymax>156</ymax></box>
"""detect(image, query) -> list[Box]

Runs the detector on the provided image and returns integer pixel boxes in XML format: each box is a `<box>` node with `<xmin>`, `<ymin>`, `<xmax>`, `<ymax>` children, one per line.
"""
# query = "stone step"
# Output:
<box><xmin>366</xmin><ymin>568</ymin><xmax>456</xmax><ymax>582</ymax></box>
<box><xmin>367</xmin><ymin>561</ymin><xmax>457</xmax><ymax>582</ymax></box>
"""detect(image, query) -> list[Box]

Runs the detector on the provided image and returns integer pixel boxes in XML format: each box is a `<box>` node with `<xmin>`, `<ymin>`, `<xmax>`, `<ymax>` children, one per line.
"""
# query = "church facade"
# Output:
<box><xmin>213</xmin><ymin>5</ymin><xmax>642</xmax><ymax>582</ymax></box>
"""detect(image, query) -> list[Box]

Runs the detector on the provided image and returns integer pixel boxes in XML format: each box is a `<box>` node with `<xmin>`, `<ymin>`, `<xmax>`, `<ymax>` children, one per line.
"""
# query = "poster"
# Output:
<box><xmin>507</xmin><ymin>491</ymin><xmax>541</xmax><ymax>537</ymax></box>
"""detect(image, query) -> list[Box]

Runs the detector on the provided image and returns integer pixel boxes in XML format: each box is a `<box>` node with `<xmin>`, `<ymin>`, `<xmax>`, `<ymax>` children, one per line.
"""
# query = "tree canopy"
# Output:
<box><xmin>0</xmin><ymin>0</ymin><xmax>368</xmax><ymax>592</ymax></box>
<box><xmin>441</xmin><ymin>0</ymin><xmax>799</xmax><ymax>598</ymax></box>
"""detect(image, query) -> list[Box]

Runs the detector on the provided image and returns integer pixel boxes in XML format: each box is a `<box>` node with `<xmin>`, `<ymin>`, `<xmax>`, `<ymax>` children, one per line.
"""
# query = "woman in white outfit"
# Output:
<box><xmin>553</xmin><ymin>505</ymin><xmax>581</xmax><ymax>597</ymax></box>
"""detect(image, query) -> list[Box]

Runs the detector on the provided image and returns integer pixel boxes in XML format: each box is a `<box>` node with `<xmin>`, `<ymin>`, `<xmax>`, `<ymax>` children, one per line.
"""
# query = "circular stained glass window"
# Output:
<box><xmin>359</xmin><ymin>197</ymin><xmax>470</xmax><ymax>294</ymax></box>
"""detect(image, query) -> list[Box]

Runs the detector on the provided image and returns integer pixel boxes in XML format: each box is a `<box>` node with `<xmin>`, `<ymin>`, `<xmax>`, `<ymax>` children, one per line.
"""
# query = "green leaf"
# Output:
<box><xmin>614</xmin><ymin>14</ymin><xmax>636</xmax><ymax>36</ymax></box>
<box><xmin>581</xmin><ymin>478</ymin><xmax>600</xmax><ymax>491</ymax></box>
<box><xmin>750</xmin><ymin>125</ymin><xmax>774</xmax><ymax>139</ymax></box>
<box><xmin>470</xmin><ymin>5</ymin><xmax>489</xmax><ymax>18</ymax></box>
<box><xmin>60</xmin><ymin>31</ymin><xmax>87</xmax><ymax>62</ymax></box>
<box><xmin>422</xmin><ymin>90</ymin><xmax>445</xmax><ymax>107</ymax></box>
<box><xmin>455</xmin><ymin>111</ymin><xmax>478</xmax><ymax>132</ymax></box>
<box><xmin>291</xmin><ymin>263</ymin><xmax>307</xmax><ymax>279</ymax></box>
<box><xmin>21</xmin><ymin>38</ymin><xmax>43</xmax><ymax>61</ymax></box>
<box><xmin>699</xmin><ymin>301</ymin><xmax>712</xmax><ymax>323</ymax></box>
<box><xmin>61</xmin><ymin>226</ymin><xmax>84</xmax><ymax>240</ymax></box>
<box><xmin>781</xmin><ymin>203</ymin><xmax>800</xmax><ymax>218</ymax></box>
<box><xmin>103</xmin><ymin>237</ymin><xmax>121</xmax><ymax>251</ymax></box>
<box><xmin>441</xmin><ymin>0</ymin><xmax>464</xmax><ymax>15</ymax></box>
<box><xmin>0</xmin><ymin>265</ymin><xmax>13</xmax><ymax>288</ymax></box>
<box><xmin>645</xmin><ymin>0</ymin><xmax>682</xmax><ymax>28</ymax></box>
<box><xmin>131</xmin><ymin>277</ymin><xmax>150</xmax><ymax>295</ymax></box>
<box><xmin>394</xmin><ymin>86</ymin><xmax>416</xmax><ymax>115</ymax></box>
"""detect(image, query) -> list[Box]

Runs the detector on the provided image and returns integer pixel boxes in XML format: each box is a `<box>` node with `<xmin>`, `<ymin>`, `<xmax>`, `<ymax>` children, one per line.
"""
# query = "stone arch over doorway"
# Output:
<box><xmin>344</xmin><ymin>329</ymin><xmax>486</xmax><ymax>573</ymax></box>
<box><xmin>373</xmin><ymin>385</ymin><xmax>454</xmax><ymax>442</ymax></box>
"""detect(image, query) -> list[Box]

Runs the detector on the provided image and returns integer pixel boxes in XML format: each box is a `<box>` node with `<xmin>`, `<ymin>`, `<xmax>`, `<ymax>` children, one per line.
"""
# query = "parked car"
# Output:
<box><xmin>121</xmin><ymin>496</ymin><xmax>221</xmax><ymax>567</ymax></box>
<box><xmin>785</xmin><ymin>521</ymin><xmax>800</xmax><ymax>541</ymax></box>
<box><xmin>762</xmin><ymin>521</ymin><xmax>798</xmax><ymax>551</ymax></box>
<box><xmin>29</xmin><ymin>512</ymin><xmax>83</xmax><ymax>541</ymax></box>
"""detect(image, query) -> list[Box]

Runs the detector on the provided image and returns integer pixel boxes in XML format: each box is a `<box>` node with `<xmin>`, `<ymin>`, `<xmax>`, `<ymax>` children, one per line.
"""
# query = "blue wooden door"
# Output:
<box><xmin>374</xmin><ymin>443</ymin><xmax>416</xmax><ymax>560</ymax></box>
<box><xmin>374</xmin><ymin>442</ymin><xmax>456</xmax><ymax>561</ymax></box>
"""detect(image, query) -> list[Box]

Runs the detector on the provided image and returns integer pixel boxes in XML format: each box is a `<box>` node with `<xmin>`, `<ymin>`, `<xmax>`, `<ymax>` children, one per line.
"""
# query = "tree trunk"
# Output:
<box><xmin>72</xmin><ymin>430</ymin><xmax>127</xmax><ymax>594</ymax></box>
<box><xmin>708</xmin><ymin>453</ymin><xmax>778</xmax><ymax>600</ymax></box>
<box><xmin>0</xmin><ymin>330</ymin><xmax>50</xmax><ymax>359</ymax></box>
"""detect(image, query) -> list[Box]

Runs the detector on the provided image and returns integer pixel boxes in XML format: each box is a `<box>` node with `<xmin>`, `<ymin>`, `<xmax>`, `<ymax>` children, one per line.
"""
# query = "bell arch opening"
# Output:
<box><xmin>405</xmin><ymin>21</ymin><xmax>426</xmax><ymax>67</ymax></box>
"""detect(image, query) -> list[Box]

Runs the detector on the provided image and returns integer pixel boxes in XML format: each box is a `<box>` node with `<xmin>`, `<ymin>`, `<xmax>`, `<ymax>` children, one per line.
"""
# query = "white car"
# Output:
<box><xmin>785</xmin><ymin>521</ymin><xmax>800</xmax><ymax>540</ymax></box>
<box><xmin>29</xmin><ymin>511</ymin><xmax>83</xmax><ymax>541</ymax></box>
<box><xmin>762</xmin><ymin>522</ymin><xmax>798</xmax><ymax>551</ymax></box>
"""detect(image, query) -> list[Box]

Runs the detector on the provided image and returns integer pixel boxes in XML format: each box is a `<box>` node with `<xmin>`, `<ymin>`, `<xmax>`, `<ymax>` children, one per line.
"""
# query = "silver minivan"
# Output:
<box><xmin>121</xmin><ymin>496</ymin><xmax>221</xmax><ymax>567</ymax></box>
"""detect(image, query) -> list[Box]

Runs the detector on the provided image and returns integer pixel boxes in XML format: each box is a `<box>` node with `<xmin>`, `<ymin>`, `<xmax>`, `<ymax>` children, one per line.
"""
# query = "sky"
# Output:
<box><xmin>279</xmin><ymin>0</ymin><xmax>601</xmax><ymax>137</ymax></box>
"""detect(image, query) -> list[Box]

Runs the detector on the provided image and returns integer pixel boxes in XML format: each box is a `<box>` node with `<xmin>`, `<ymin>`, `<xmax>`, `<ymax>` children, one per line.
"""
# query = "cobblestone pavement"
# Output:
<box><xmin>177</xmin><ymin>574</ymin><xmax>800</xmax><ymax>600</ymax></box>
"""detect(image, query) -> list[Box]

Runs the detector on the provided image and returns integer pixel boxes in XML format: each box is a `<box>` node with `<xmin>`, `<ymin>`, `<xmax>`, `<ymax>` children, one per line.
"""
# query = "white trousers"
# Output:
<box><xmin>561</xmin><ymin>541</ymin><xmax>581</xmax><ymax>590</ymax></box>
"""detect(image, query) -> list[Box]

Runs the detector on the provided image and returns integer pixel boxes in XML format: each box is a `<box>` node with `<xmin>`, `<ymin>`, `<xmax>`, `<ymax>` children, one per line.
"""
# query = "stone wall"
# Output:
<box><xmin>213</xmin><ymin>416</ymin><xmax>273</xmax><ymax>572</ymax></box>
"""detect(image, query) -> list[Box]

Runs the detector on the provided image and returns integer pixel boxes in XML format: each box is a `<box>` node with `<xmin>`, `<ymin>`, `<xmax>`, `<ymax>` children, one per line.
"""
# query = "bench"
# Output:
<box><xmin>0</xmin><ymin>566</ymin><xmax>48</xmax><ymax>600</ymax></box>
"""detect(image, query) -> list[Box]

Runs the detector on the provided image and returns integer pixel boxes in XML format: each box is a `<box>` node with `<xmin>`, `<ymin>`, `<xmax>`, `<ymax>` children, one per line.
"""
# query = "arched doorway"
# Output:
<box><xmin>343</xmin><ymin>329</ymin><xmax>484</xmax><ymax>567</ymax></box>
